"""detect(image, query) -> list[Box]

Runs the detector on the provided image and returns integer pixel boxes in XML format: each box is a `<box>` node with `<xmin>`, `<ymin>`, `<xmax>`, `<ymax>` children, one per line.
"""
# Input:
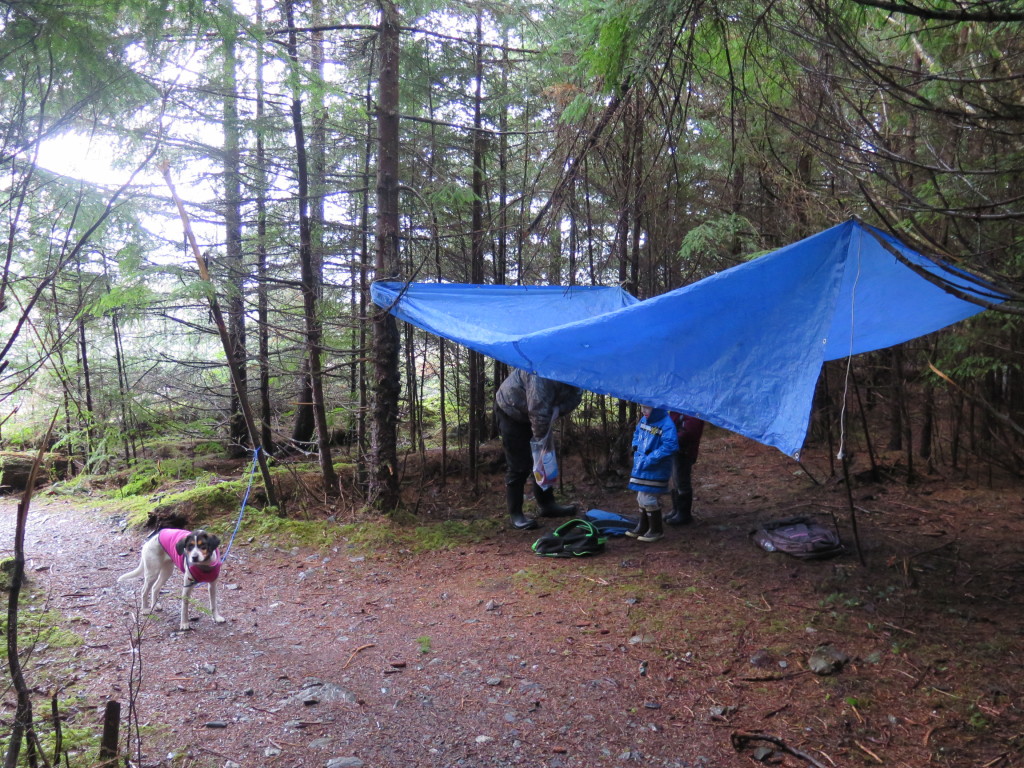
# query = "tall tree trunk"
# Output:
<box><xmin>355</xmin><ymin>76</ymin><xmax>374</xmax><ymax>489</ymax></box>
<box><xmin>290</xmin><ymin>358</ymin><xmax>316</xmax><ymax>447</ymax></box>
<box><xmin>286</xmin><ymin>0</ymin><xmax>338</xmax><ymax>494</ymax></box>
<box><xmin>110</xmin><ymin>309</ymin><xmax>135</xmax><ymax>464</ymax></box>
<box><xmin>290</xmin><ymin>0</ymin><xmax>330</xmax><ymax>454</ymax></box>
<box><xmin>254</xmin><ymin>0</ymin><xmax>274</xmax><ymax>454</ymax></box>
<box><xmin>888</xmin><ymin>348</ymin><xmax>904</xmax><ymax>451</ymax></box>
<box><xmin>221</xmin><ymin>0</ymin><xmax>248</xmax><ymax>458</ymax></box>
<box><xmin>73</xmin><ymin>262</ymin><xmax>96</xmax><ymax>462</ymax></box>
<box><xmin>491</xmin><ymin>35</ymin><xmax>510</xmax><ymax>427</ymax></box>
<box><xmin>467</xmin><ymin>11</ymin><xmax>486</xmax><ymax>487</ymax></box>
<box><xmin>369</xmin><ymin>0</ymin><xmax>402</xmax><ymax>510</ymax></box>
<box><xmin>425</xmin><ymin>67</ymin><xmax>448</xmax><ymax>481</ymax></box>
<box><xmin>75</xmin><ymin>262</ymin><xmax>95</xmax><ymax>458</ymax></box>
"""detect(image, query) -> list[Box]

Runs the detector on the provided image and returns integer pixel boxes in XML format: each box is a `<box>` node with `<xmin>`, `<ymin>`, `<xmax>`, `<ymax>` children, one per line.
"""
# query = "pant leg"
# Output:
<box><xmin>496</xmin><ymin>405</ymin><xmax>533</xmax><ymax>488</ymax></box>
<box><xmin>673</xmin><ymin>451</ymin><xmax>695</xmax><ymax>498</ymax></box>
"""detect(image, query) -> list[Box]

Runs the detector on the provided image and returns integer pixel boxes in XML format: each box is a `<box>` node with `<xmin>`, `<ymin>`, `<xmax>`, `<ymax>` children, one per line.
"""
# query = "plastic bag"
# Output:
<box><xmin>531</xmin><ymin>433</ymin><xmax>558</xmax><ymax>489</ymax></box>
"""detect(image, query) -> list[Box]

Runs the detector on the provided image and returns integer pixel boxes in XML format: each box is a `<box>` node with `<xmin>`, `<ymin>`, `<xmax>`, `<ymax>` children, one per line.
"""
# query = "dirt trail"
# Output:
<box><xmin>3</xmin><ymin>433</ymin><xmax>1024</xmax><ymax>768</ymax></box>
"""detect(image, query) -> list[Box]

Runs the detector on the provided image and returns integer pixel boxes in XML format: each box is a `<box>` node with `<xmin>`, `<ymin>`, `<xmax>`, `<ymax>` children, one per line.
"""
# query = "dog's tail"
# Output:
<box><xmin>117</xmin><ymin>562</ymin><xmax>144</xmax><ymax>583</ymax></box>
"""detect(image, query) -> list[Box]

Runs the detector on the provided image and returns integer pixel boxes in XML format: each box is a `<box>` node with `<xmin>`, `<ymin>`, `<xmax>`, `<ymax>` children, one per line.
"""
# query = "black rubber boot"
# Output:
<box><xmin>507</xmin><ymin>484</ymin><xmax>538</xmax><ymax>530</ymax></box>
<box><xmin>533</xmin><ymin>485</ymin><xmax>577</xmax><ymax>518</ymax></box>
<box><xmin>625</xmin><ymin>509</ymin><xmax>649</xmax><ymax>539</ymax></box>
<box><xmin>638</xmin><ymin>509</ymin><xmax>664</xmax><ymax>542</ymax></box>
<box><xmin>664</xmin><ymin>489</ymin><xmax>693</xmax><ymax>526</ymax></box>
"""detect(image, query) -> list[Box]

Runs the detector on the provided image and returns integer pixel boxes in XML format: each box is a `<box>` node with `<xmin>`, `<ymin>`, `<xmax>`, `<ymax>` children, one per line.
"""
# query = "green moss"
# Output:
<box><xmin>510</xmin><ymin>567</ymin><xmax>572</xmax><ymax>594</ymax></box>
<box><xmin>1</xmin><ymin>607</ymin><xmax>83</xmax><ymax>651</ymax></box>
<box><xmin>0</xmin><ymin>556</ymin><xmax>14</xmax><ymax>591</ymax></box>
<box><xmin>240</xmin><ymin>511</ymin><xmax>502</xmax><ymax>555</ymax></box>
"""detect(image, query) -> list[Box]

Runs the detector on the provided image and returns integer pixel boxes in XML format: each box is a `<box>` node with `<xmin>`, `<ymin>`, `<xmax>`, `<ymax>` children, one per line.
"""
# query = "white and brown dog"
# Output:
<box><xmin>119</xmin><ymin>528</ymin><xmax>225</xmax><ymax>630</ymax></box>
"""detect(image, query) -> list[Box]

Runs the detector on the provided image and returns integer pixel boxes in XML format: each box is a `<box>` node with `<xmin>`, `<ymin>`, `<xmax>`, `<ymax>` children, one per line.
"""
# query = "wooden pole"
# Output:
<box><xmin>98</xmin><ymin>700</ymin><xmax>120</xmax><ymax>765</ymax></box>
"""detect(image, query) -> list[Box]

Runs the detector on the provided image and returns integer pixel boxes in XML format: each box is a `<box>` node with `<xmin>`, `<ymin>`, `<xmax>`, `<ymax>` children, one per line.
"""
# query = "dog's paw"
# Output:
<box><xmin>214</xmin><ymin>615</ymin><xmax>226</xmax><ymax>624</ymax></box>
<box><xmin>178</xmin><ymin>623</ymin><xmax>192</xmax><ymax>631</ymax></box>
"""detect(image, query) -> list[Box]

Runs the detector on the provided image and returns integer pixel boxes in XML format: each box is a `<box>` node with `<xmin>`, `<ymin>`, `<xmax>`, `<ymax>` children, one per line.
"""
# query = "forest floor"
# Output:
<box><xmin>2</xmin><ymin>427</ymin><xmax>1024</xmax><ymax>768</ymax></box>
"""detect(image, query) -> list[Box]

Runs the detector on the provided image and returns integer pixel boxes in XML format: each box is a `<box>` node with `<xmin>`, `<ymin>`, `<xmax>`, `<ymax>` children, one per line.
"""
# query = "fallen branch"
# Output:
<box><xmin>730</xmin><ymin>730</ymin><xmax>829</xmax><ymax>768</ymax></box>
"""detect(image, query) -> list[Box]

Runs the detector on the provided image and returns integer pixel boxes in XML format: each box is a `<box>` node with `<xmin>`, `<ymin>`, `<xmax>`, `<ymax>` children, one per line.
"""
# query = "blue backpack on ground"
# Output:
<box><xmin>584</xmin><ymin>509</ymin><xmax>637</xmax><ymax>537</ymax></box>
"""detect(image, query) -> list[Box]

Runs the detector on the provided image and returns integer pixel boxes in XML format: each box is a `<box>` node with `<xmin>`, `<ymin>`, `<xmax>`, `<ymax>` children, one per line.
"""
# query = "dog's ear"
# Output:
<box><xmin>205</xmin><ymin>533</ymin><xmax>221</xmax><ymax>551</ymax></box>
<box><xmin>175</xmin><ymin>534</ymin><xmax>194</xmax><ymax>556</ymax></box>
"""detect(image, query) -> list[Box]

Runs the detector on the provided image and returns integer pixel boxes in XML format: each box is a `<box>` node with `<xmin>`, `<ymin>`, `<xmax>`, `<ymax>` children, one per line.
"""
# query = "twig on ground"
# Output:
<box><xmin>854</xmin><ymin>740</ymin><xmax>883</xmax><ymax>763</ymax></box>
<box><xmin>730</xmin><ymin>730</ymin><xmax>829</xmax><ymax>768</ymax></box>
<box><xmin>341</xmin><ymin>643</ymin><xmax>376</xmax><ymax>669</ymax></box>
<box><xmin>738</xmin><ymin>670</ymin><xmax>810</xmax><ymax>682</ymax></box>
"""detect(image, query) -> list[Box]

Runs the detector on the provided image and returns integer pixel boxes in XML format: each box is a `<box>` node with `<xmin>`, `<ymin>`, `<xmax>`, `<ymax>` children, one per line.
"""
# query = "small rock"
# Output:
<box><xmin>475</xmin><ymin>735</ymin><xmax>494</xmax><ymax>744</ymax></box>
<box><xmin>752</xmin><ymin>746</ymin><xmax>774</xmax><ymax>761</ymax></box>
<box><xmin>204</xmin><ymin>721</ymin><xmax>228</xmax><ymax>728</ymax></box>
<box><xmin>808</xmin><ymin>645</ymin><xmax>849</xmax><ymax>676</ymax></box>
<box><xmin>326</xmin><ymin>758</ymin><xmax>364</xmax><ymax>768</ymax></box>
<box><xmin>643</xmin><ymin>701</ymin><xmax>661</xmax><ymax>709</ymax></box>
<box><xmin>486</xmin><ymin>677</ymin><xmax>502</xmax><ymax>686</ymax></box>
<box><xmin>264</xmin><ymin>746</ymin><xmax>281</xmax><ymax>757</ymax></box>
<box><xmin>202</xmin><ymin>664</ymin><xmax>217</xmax><ymax>674</ymax></box>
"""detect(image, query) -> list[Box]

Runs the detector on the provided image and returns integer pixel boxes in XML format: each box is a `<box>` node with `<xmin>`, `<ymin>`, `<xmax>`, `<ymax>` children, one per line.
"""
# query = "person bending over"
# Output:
<box><xmin>494</xmin><ymin>369</ymin><xmax>581</xmax><ymax>530</ymax></box>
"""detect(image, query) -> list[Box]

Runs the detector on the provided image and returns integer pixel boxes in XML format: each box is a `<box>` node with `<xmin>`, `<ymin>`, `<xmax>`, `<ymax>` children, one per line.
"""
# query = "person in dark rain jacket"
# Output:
<box><xmin>666</xmin><ymin>413</ymin><xmax>705</xmax><ymax>525</ymax></box>
<box><xmin>494</xmin><ymin>369</ymin><xmax>581</xmax><ymax>530</ymax></box>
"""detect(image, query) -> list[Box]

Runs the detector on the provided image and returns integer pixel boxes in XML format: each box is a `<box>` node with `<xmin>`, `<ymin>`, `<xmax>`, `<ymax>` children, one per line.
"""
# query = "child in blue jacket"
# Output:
<box><xmin>627</xmin><ymin>406</ymin><xmax>679</xmax><ymax>542</ymax></box>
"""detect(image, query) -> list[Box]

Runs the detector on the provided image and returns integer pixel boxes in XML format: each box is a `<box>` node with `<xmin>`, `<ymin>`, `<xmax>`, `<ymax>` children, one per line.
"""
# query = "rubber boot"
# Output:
<box><xmin>625</xmin><ymin>509</ymin><xmax>649</xmax><ymax>539</ymax></box>
<box><xmin>534</xmin><ymin>485</ymin><xmax>577</xmax><ymax>518</ymax></box>
<box><xmin>664</xmin><ymin>489</ymin><xmax>693</xmax><ymax>526</ymax></box>
<box><xmin>507</xmin><ymin>484</ymin><xmax>538</xmax><ymax>530</ymax></box>
<box><xmin>638</xmin><ymin>509</ymin><xmax>664</xmax><ymax>542</ymax></box>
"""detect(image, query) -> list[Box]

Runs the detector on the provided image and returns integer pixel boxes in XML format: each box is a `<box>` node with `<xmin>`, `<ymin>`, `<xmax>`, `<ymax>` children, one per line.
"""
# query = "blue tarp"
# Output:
<box><xmin>372</xmin><ymin>220</ymin><xmax>1004</xmax><ymax>457</ymax></box>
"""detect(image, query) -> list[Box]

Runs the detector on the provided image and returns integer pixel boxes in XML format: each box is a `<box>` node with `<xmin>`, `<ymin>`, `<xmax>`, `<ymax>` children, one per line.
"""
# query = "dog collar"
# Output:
<box><xmin>186</xmin><ymin>556</ymin><xmax>221</xmax><ymax>585</ymax></box>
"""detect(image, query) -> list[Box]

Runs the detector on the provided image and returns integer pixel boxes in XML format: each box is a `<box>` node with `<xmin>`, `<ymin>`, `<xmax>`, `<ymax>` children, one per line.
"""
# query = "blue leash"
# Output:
<box><xmin>221</xmin><ymin>446</ymin><xmax>260</xmax><ymax>565</ymax></box>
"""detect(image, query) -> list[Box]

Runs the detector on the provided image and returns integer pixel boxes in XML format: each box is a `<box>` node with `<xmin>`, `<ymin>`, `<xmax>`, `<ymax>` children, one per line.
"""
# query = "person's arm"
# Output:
<box><xmin>525</xmin><ymin>375</ymin><xmax>558</xmax><ymax>438</ymax></box>
<box><xmin>647</xmin><ymin>418</ymin><xmax>679</xmax><ymax>461</ymax></box>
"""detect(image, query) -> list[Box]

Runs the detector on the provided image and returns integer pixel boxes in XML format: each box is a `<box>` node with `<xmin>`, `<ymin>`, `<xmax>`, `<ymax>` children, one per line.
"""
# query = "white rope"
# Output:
<box><xmin>837</xmin><ymin>228</ymin><xmax>864</xmax><ymax>461</ymax></box>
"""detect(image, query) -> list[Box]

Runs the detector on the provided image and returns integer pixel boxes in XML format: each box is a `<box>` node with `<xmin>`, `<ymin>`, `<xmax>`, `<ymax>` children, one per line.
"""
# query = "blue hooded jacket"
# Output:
<box><xmin>628</xmin><ymin>408</ymin><xmax>679</xmax><ymax>493</ymax></box>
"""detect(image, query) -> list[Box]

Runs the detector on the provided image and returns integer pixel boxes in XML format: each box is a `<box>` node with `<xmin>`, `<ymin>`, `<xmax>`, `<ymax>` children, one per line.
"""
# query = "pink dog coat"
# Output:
<box><xmin>158</xmin><ymin>529</ymin><xmax>221</xmax><ymax>584</ymax></box>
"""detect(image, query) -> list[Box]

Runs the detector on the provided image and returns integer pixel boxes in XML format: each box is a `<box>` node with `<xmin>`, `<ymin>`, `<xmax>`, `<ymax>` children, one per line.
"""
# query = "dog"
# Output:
<box><xmin>119</xmin><ymin>528</ymin><xmax>225</xmax><ymax>630</ymax></box>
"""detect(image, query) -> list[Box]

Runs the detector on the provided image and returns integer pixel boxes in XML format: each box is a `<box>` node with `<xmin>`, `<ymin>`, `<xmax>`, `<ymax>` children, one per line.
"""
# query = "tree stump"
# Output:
<box><xmin>0</xmin><ymin>451</ymin><xmax>70</xmax><ymax>492</ymax></box>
